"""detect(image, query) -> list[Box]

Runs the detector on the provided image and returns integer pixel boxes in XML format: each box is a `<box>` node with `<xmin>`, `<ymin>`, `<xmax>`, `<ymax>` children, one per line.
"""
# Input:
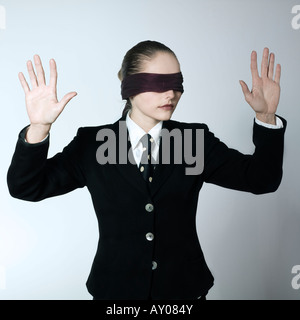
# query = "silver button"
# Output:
<box><xmin>152</xmin><ymin>261</ymin><xmax>157</xmax><ymax>270</ymax></box>
<box><xmin>145</xmin><ymin>203</ymin><xmax>154</xmax><ymax>212</ymax></box>
<box><xmin>146</xmin><ymin>232</ymin><xmax>154</xmax><ymax>241</ymax></box>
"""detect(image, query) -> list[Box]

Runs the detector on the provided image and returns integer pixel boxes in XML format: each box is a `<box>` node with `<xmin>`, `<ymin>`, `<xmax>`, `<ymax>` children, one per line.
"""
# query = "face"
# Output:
<box><xmin>129</xmin><ymin>52</ymin><xmax>182</xmax><ymax>131</ymax></box>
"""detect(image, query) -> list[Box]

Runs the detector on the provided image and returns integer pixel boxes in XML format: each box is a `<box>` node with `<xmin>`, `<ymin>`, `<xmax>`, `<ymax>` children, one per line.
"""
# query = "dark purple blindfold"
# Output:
<box><xmin>121</xmin><ymin>72</ymin><xmax>184</xmax><ymax>100</ymax></box>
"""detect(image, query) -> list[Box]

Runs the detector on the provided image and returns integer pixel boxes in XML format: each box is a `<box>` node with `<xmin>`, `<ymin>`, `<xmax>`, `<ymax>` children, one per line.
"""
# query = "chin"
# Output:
<box><xmin>153</xmin><ymin>115</ymin><xmax>171</xmax><ymax>122</ymax></box>
<box><xmin>154</xmin><ymin>110</ymin><xmax>174</xmax><ymax>121</ymax></box>
<box><xmin>162</xmin><ymin>114</ymin><xmax>173</xmax><ymax>121</ymax></box>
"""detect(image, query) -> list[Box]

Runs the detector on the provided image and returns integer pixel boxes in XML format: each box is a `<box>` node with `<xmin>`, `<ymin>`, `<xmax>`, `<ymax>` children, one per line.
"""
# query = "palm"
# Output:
<box><xmin>240</xmin><ymin>48</ymin><xmax>281</xmax><ymax>118</ymax></box>
<box><xmin>25</xmin><ymin>84</ymin><xmax>60</xmax><ymax>125</ymax></box>
<box><xmin>251</xmin><ymin>76</ymin><xmax>280</xmax><ymax>114</ymax></box>
<box><xmin>19</xmin><ymin>55</ymin><xmax>77</xmax><ymax>126</ymax></box>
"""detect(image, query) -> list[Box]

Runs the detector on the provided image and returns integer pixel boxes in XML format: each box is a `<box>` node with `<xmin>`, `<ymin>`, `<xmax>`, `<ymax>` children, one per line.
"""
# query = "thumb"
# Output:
<box><xmin>239</xmin><ymin>80</ymin><xmax>252</xmax><ymax>103</ymax></box>
<box><xmin>59</xmin><ymin>91</ymin><xmax>77</xmax><ymax>110</ymax></box>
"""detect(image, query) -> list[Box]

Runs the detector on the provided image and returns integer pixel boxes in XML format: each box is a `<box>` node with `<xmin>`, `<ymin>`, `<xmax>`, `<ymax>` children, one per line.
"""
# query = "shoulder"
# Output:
<box><xmin>75</xmin><ymin>116</ymin><xmax>125</xmax><ymax>138</ymax></box>
<box><xmin>164</xmin><ymin>120</ymin><xmax>220</xmax><ymax>147</ymax></box>
<box><xmin>164</xmin><ymin>119</ymin><xmax>209</xmax><ymax>131</ymax></box>
<box><xmin>75</xmin><ymin>123</ymin><xmax>116</xmax><ymax>139</ymax></box>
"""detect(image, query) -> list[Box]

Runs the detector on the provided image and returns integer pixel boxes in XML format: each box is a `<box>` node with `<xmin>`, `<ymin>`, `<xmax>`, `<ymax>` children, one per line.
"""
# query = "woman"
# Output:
<box><xmin>7</xmin><ymin>40</ymin><xmax>286</xmax><ymax>300</ymax></box>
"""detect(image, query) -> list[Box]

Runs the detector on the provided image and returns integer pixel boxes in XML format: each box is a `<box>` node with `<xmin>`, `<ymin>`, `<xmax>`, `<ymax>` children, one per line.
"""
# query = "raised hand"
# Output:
<box><xmin>18</xmin><ymin>55</ymin><xmax>77</xmax><ymax>142</ymax></box>
<box><xmin>239</xmin><ymin>48</ymin><xmax>281</xmax><ymax>125</ymax></box>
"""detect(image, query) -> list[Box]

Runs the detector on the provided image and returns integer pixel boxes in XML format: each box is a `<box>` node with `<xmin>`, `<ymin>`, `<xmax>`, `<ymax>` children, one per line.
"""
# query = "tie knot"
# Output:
<box><xmin>141</xmin><ymin>133</ymin><xmax>151</xmax><ymax>142</ymax></box>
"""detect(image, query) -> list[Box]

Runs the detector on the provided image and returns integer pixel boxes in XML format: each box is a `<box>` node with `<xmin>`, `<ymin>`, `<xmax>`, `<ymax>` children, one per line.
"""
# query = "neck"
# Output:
<box><xmin>129</xmin><ymin>110</ymin><xmax>160</xmax><ymax>133</ymax></box>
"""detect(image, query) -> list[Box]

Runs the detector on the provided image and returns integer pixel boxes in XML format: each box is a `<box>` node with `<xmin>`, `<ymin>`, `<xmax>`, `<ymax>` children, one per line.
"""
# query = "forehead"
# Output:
<box><xmin>141</xmin><ymin>52</ymin><xmax>181</xmax><ymax>74</ymax></box>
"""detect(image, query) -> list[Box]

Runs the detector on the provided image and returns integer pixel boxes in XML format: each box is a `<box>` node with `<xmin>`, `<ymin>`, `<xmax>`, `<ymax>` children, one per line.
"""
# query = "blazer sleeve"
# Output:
<box><xmin>202</xmin><ymin>116</ymin><xmax>287</xmax><ymax>194</ymax></box>
<box><xmin>7</xmin><ymin>126</ymin><xmax>86</xmax><ymax>202</ymax></box>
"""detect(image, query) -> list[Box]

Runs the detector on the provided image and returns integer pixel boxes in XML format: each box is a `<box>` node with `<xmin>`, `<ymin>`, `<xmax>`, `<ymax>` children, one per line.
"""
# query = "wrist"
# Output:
<box><xmin>26</xmin><ymin>123</ymin><xmax>51</xmax><ymax>143</ymax></box>
<box><xmin>255</xmin><ymin>113</ymin><xmax>276</xmax><ymax>125</ymax></box>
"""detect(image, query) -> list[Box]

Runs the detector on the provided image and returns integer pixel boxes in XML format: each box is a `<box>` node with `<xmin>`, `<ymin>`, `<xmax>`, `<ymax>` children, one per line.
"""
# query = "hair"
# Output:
<box><xmin>118</xmin><ymin>40</ymin><xmax>179</xmax><ymax>117</ymax></box>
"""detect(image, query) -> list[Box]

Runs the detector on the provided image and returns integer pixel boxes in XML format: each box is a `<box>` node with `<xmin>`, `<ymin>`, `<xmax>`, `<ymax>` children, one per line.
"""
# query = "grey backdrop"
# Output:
<box><xmin>0</xmin><ymin>0</ymin><xmax>299</xmax><ymax>300</ymax></box>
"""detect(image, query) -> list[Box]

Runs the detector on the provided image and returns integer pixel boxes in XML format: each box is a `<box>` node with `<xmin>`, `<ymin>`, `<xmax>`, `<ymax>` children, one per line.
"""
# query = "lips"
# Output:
<box><xmin>159</xmin><ymin>104</ymin><xmax>174</xmax><ymax>109</ymax></box>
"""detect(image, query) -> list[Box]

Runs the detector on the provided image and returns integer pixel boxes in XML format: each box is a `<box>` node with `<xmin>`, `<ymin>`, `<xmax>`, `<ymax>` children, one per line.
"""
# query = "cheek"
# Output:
<box><xmin>174</xmin><ymin>92</ymin><xmax>182</xmax><ymax>104</ymax></box>
<box><xmin>134</xmin><ymin>92</ymin><xmax>160</xmax><ymax>108</ymax></box>
<box><xmin>142</xmin><ymin>92</ymin><xmax>160</xmax><ymax>104</ymax></box>
<box><xmin>141</xmin><ymin>92</ymin><xmax>155</xmax><ymax>105</ymax></box>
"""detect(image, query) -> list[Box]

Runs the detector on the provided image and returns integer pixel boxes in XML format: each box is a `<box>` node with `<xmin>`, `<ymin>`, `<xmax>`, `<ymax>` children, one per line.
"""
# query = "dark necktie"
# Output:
<box><xmin>139</xmin><ymin>134</ymin><xmax>154</xmax><ymax>183</ymax></box>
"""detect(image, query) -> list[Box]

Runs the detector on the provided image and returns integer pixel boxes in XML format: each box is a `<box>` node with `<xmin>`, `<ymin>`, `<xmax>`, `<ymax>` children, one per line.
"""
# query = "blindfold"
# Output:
<box><xmin>121</xmin><ymin>72</ymin><xmax>184</xmax><ymax>100</ymax></box>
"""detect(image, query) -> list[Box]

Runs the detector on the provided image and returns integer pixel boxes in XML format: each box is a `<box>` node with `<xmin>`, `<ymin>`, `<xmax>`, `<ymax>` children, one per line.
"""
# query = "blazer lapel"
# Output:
<box><xmin>112</xmin><ymin>117</ymin><xmax>149</xmax><ymax>195</ymax></box>
<box><xmin>149</xmin><ymin>120</ymin><xmax>176</xmax><ymax>197</ymax></box>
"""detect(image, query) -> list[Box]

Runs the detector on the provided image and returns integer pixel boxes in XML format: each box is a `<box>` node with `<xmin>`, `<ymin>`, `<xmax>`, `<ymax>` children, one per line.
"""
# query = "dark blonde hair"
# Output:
<box><xmin>118</xmin><ymin>40</ymin><xmax>178</xmax><ymax>117</ymax></box>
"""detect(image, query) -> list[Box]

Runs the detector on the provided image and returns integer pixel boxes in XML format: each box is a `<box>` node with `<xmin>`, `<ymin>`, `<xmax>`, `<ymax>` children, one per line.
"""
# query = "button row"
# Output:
<box><xmin>145</xmin><ymin>203</ymin><xmax>156</xmax><ymax>270</ymax></box>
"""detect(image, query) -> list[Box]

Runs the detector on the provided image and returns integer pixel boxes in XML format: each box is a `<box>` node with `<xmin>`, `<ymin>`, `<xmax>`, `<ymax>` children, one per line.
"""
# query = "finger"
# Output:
<box><xmin>18</xmin><ymin>72</ymin><xmax>30</xmax><ymax>93</ymax></box>
<box><xmin>239</xmin><ymin>80</ymin><xmax>252</xmax><ymax>103</ymax></box>
<box><xmin>261</xmin><ymin>47</ymin><xmax>269</xmax><ymax>78</ymax></box>
<box><xmin>27</xmin><ymin>60</ymin><xmax>38</xmax><ymax>88</ymax></box>
<box><xmin>274</xmin><ymin>64</ymin><xmax>281</xmax><ymax>84</ymax></box>
<box><xmin>268</xmin><ymin>52</ymin><xmax>275</xmax><ymax>79</ymax></box>
<box><xmin>58</xmin><ymin>91</ymin><xmax>77</xmax><ymax>110</ymax></box>
<box><xmin>33</xmin><ymin>54</ymin><xmax>46</xmax><ymax>85</ymax></box>
<box><xmin>250</xmin><ymin>51</ymin><xmax>259</xmax><ymax>81</ymax></box>
<box><xmin>49</xmin><ymin>59</ymin><xmax>57</xmax><ymax>89</ymax></box>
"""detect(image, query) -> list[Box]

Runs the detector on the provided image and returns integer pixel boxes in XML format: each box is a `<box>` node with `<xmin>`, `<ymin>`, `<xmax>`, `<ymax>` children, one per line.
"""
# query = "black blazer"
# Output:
<box><xmin>7</xmin><ymin>115</ymin><xmax>286</xmax><ymax>299</ymax></box>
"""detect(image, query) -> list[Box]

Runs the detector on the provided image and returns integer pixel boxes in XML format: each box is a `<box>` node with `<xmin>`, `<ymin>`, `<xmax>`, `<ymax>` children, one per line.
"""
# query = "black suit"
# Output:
<box><xmin>7</xmin><ymin>115</ymin><xmax>286</xmax><ymax>299</ymax></box>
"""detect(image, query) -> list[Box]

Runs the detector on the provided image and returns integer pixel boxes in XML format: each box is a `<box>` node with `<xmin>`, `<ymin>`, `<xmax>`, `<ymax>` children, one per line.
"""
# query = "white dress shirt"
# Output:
<box><xmin>255</xmin><ymin>116</ymin><xmax>283</xmax><ymax>129</ymax></box>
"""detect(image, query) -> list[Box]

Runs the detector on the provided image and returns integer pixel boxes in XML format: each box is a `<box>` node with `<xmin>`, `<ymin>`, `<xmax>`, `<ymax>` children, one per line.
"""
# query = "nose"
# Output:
<box><xmin>165</xmin><ymin>89</ymin><xmax>175</xmax><ymax>100</ymax></box>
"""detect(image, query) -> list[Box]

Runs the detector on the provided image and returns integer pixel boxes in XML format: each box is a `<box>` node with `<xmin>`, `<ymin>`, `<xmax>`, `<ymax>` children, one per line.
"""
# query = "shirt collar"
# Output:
<box><xmin>126</xmin><ymin>112</ymin><xmax>162</xmax><ymax>149</ymax></box>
